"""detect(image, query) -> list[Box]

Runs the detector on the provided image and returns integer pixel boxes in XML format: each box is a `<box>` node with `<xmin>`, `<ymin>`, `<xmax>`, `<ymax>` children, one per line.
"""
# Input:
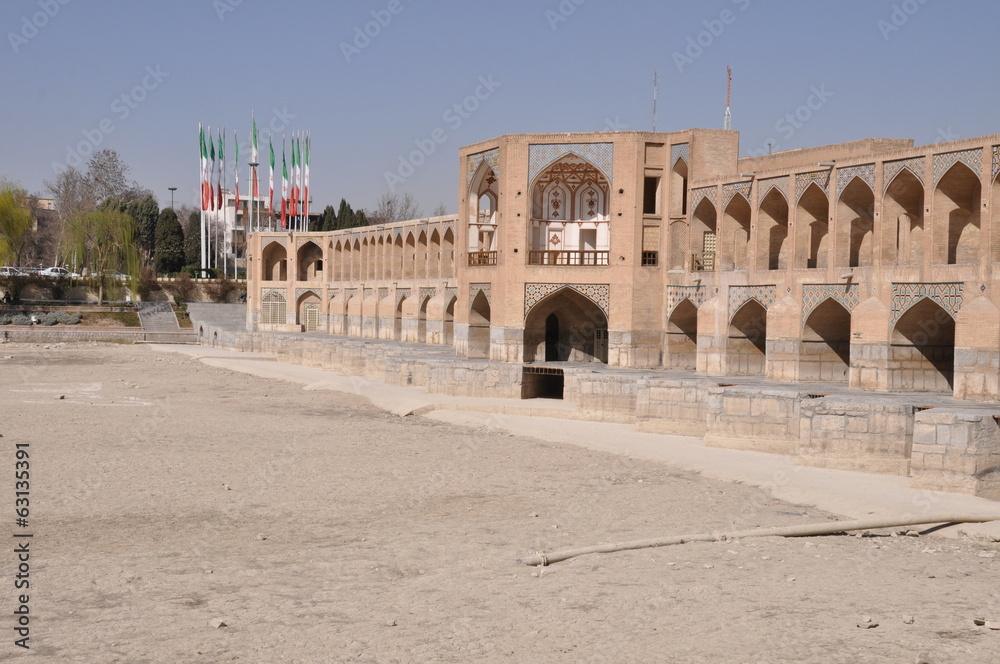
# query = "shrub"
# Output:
<box><xmin>10</xmin><ymin>314</ymin><xmax>31</xmax><ymax>326</ymax></box>
<box><xmin>137</xmin><ymin>267</ymin><xmax>161</xmax><ymax>301</ymax></box>
<box><xmin>205</xmin><ymin>276</ymin><xmax>239</xmax><ymax>303</ymax></box>
<box><xmin>170</xmin><ymin>272</ymin><xmax>197</xmax><ymax>302</ymax></box>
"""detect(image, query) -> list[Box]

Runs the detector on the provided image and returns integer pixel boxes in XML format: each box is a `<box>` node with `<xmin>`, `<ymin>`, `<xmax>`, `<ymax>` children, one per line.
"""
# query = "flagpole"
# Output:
<box><xmin>223</xmin><ymin>127</ymin><xmax>229</xmax><ymax>279</ymax></box>
<box><xmin>200</xmin><ymin>123</ymin><xmax>207</xmax><ymax>279</ymax></box>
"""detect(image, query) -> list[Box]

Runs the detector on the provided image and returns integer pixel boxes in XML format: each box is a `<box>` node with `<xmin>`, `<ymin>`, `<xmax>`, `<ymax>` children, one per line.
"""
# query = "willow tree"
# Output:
<box><xmin>62</xmin><ymin>209</ymin><xmax>140</xmax><ymax>305</ymax></box>
<box><xmin>0</xmin><ymin>182</ymin><xmax>34</xmax><ymax>266</ymax></box>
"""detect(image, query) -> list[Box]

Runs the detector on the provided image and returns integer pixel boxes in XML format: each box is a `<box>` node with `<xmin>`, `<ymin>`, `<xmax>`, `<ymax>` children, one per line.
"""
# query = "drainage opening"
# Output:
<box><xmin>522</xmin><ymin>366</ymin><xmax>564</xmax><ymax>400</ymax></box>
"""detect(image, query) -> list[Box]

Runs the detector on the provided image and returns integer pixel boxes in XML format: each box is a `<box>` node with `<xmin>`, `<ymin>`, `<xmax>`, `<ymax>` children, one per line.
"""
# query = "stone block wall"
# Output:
<box><xmin>635</xmin><ymin>377</ymin><xmax>710</xmax><ymax>435</ymax></box>
<box><xmin>799</xmin><ymin>399</ymin><xmax>914</xmax><ymax>475</ymax></box>
<box><xmin>910</xmin><ymin>409</ymin><xmax>1000</xmax><ymax>500</ymax></box>
<box><xmin>704</xmin><ymin>386</ymin><xmax>801</xmax><ymax>454</ymax></box>
<box><xmin>566</xmin><ymin>371</ymin><xmax>640</xmax><ymax>423</ymax></box>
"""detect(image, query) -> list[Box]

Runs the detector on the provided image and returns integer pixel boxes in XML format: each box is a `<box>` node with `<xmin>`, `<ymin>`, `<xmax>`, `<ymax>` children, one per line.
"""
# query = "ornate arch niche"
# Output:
<box><xmin>530</xmin><ymin>155</ymin><xmax>611</xmax><ymax>264</ymax></box>
<box><xmin>468</xmin><ymin>161</ymin><xmax>499</xmax><ymax>253</ymax></box>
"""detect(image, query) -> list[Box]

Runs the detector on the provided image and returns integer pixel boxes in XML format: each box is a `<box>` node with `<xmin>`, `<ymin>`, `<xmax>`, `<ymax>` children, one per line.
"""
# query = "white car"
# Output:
<box><xmin>0</xmin><ymin>266</ymin><xmax>25</xmax><ymax>277</ymax></box>
<box><xmin>40</xmin><ymin>267</ymin><xmax>80</xmax><ymax>278</ymax></box>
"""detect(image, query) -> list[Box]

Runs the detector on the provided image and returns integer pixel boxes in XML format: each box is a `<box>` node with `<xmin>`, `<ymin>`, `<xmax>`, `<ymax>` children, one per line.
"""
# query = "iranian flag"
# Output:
<box><xmin>216</xmin><ymin>130</ymin><xmax>224</xmax><ymax>211</ymax></box>
<box><xmin>290</xmin><ymin>135</ymin><xmax>299</xmax><ymax>218</ymax></box>
<box><xmin>251</xmin><ymin>114</ymin><xmax>260</xmax><ymax>199</ymax></box>
<box><xmin>268</xmin><ymin>133</ymin><xmax>275</xmax><ymax>213</ymax></box>
<box><xmin>303</xmin><ymin>133</ymin><xmax>310</xmax><ymax>219</ymax></box>
<box><xmin>200</xmin><ymin>125</ymin><xmax>211</xmax><ymax>211</ymax></box>
<box><xmin>209</xmin><ymin>130</ymin><xmax>217</xmax><ymax>211</ymax></box>
<box><xmin>234</xmin><ymin>129</ymin><xmax>240</xmax><ymax>213</ymax></box>
<box><xmin>280</xmin><ymin>138</ymin><xmax>289</xmax><ymax>229</ymax></box>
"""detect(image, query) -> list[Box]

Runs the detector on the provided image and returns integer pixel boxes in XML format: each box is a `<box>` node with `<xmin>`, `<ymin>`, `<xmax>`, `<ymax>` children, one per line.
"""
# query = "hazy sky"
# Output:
<box><xmin>2</xmin><ymin>0</ymin><xmax>998</xmax><ymax>214</ymax></box>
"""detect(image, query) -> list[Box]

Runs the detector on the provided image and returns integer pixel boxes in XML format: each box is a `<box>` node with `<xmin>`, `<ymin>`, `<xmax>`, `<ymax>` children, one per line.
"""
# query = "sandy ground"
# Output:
<box><xmin>1</xmin><ymin>343</ymin><xmax>999</xmax><ymax>663</ymax></box>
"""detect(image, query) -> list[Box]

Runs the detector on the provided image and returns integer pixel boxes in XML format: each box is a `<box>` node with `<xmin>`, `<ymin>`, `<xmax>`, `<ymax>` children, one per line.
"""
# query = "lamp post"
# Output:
<box><xmin>168</xmin><ymin>187</ymin><xmax>177</xmax><ymax>209</ymax></box>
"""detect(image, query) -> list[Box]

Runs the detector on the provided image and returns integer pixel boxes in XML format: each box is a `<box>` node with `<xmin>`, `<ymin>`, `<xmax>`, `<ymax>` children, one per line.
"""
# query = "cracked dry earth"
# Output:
<box><xmin>1</xmin><ymin>343</ymin><xmax>998</xmax><ymax>663</ymax></box>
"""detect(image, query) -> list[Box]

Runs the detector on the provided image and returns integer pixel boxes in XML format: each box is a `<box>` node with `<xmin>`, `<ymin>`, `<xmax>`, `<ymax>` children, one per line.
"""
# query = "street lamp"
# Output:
<box><xmin>168</xmin><ymin>187</ymin><xmax>177</xmax><ymax>209</ymax></box>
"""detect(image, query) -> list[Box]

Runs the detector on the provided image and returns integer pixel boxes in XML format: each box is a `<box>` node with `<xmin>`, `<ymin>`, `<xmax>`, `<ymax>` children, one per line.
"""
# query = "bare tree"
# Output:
<box><xmin>86</xmin><ymin>149</ymin><xmax>143</xmax><ymax>204</ymax></box>
<box><xmin>432</xmin><ymin>201</ymin><xmax>448</xmax><ymax>216</ymax></box>
<box><xmin>371</xmin><ymin>191</ymin><xmax>422</xmax><ymax>224</ymax></box>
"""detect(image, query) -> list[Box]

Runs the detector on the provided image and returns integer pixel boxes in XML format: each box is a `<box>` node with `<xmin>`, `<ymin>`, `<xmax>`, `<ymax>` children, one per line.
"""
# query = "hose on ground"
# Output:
<box><xmin>517</xmin><ymin>513</ymin><xmax>1000</xmax><ymax>567</ymax></box>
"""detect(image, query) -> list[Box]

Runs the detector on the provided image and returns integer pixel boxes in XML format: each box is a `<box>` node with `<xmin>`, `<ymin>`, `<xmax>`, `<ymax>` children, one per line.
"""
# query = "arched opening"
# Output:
<box><xmin>890</xmin><ymin>298</ymin><xmax>955</xmax><ymax>391</ymax></box>
<box><xmin>428</xmin><ymin>230</ymin><xmax>441</xmax><ymax>279</ymax></box>
<box><xmin>442</xmin><ymin>228</ymin><xmax>455</xmax><ymax>278</ymax></box>
<box><xmin>394</xmin><ymin>296</ymin><xmax>405</xmax><ymax>341</ymax></box>
<box><xmin>883</xmin><ymin>169</ymin><xmax>925</xmax><ymax>266</ymax></box>
<box><xmin>444</xmin><ymin>296</ymin><xmax>456</xmax><ymax>345</ymax></box>
<box><xmin>934</xmin><ymin>162</ymin><xmax>982</xmax><ymax>265</ymax></box>
<box><xmin>392</xmin><ymin>234</ymin><xmax>403</xmax><ymax>280</ymax></box>
<box><xmin>670</xmin><ymin>157</ymin><xmax>689</xmax><ymax>217</ymax></box>
<box><xmin>297</xmin><ymin>293</ymin><xmax>321</xmax><ymax>332</ymax></box>
<box><xmin>523</xmin><ymin>289</ymin><xmax>608</xmax><ymax>363</ymax></box>
<box><xmin>728</xmin><ymin>300</ymin><xmax>767</xmax><ymax>376</ymax></box>
<box><xmin>802</xmin><ymin>300</ymin><xmax>851</xmax><ymax>382</ymax></box>
<box><xmin>666</xmin><ymin>299</ymin><xmax>698</xmax><ymax>370</ymax></box>
<box><xmin>261</xmin><ymin>243</ymin><xmax>287</xmax><ymax>281</ymax></box>
<box><xmin>351</xmin><ymin>239</ymin><xmax>361</xmax><ymax>281</ymax></box>
<box><xmin>691</xmin><ymin>199</ymin><xmax>717</xmax><ymax>272</ymax></box>
<box><xmin>468</xmin><ymin>162</ymin><xmax>498</xmax><ymax>265</ymax></box>
<box><xmin>758</xmin><ymin>189</ymin><xmax>789</xmax><ymax>271</ymax></box>
<box><xmin>418</xmin><ymin>296</ymin><xmax>429</xmax><ymax>343</ymax></box>
<box><xmin>296</xmin><ymin>241</ymin><xmax>323</xmax><ymax>281</ymax></box>
<box><xmin>837</xmin><ymin>178</ymin><xmax>875</xmax><ymax>268</ymax></box>
<box><xmin>720</xmin><ymin>193</ymin><xmax>751</xmax><ymax>271</ymax></box>
<box><xmin>403</xmin><ymin>233</ymin><xmax>415</xmax><ymax>279</ymax></box>
<box><xmin>416</xmin><ymin>231</ymin><xmax>428</xmax><ymax>279</ymax></box>
<box><xmin>529</xmin><ymin>154</ymin><xmax>610</xmax><ymax>266</ymax></box>
<box><xmin>795</xmin><ymin>184</ymin><xmax>830</xmax><ymax>269</ymax></box>
<box><xmin>468</xmin><ymin>291</ymin><xmax>491</xmax><ymax>359</ymax></box>
<box><xmin>261</xmin><ymin>291</ymin><xmax>287</xmax><ymax>325</ymax></box>
<box><xmin>668</xmin><ymin>219</ymin><xmax>688</xmax><ymax>270</ymax></box>
<box><xmin>992</xmin><ymin>171</ymin><xmax>1000</xmax><ymax>262</ymax></box>
<box><xmin>377</xmin><ymin>236</ymin><xmax>387</xmax><ymax>281</ymax></box>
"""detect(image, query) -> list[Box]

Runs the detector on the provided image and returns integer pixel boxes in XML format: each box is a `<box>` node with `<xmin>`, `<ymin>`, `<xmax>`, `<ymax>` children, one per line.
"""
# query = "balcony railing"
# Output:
<box><xmin>528</xmin><ymin>250</ymin><xmax>610</xmax><ymax>266</ymax></box>
<box><xmin>691</xmin><ymin>251</ymin><xmax>716</xmax><ymax>272</ymax></box>
<box><xmin>467</xmin><ymin>251</ymin><xmax>497</xmax><ymax>266</ymax></box>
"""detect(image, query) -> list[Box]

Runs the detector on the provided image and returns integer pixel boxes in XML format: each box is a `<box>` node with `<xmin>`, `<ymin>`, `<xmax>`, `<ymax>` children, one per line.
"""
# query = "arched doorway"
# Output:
<box><xmin>666</xmin><ymin>299</ymin><xmax>698</xmax><ymax>370</ymax></box>
<box><xmin>802</xmin><ymin>299</ymin><xmax>851</xmax><ymax>382</ymax></box>
<box><xmin>890</xmin><ymin>299</ymin><xmax>955</xmax><ymax>391</ymax></box>
<box><xmin>418</xmin><ymin>296</ymin><xmax>430</xmax><ymax>344</ymax></box>
<box><xmin>728</xmin><ymin>300</ymin><xmax>767</xmax><ymax>376</ymax></box>
<box><xmin>468</xmin><ymin>291</ymin><xmax>491</xmax><ymax>359</ymax></box>
<box><xmin>523</xmin><ymin>288</ymin><xmax>608</xmax><ymax>363</ymax></box>
<box><xmin>261</xmin><ymin>242</ymin><xmax>287</xmax><ymax>281</ymax></box>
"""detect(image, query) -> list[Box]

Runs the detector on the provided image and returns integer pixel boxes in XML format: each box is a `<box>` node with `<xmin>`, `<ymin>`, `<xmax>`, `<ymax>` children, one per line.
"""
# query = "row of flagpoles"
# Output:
<box><xmin>197</xmin><ymin>115</ymin><xmax>312</xmax><ymax>275</ymax></box>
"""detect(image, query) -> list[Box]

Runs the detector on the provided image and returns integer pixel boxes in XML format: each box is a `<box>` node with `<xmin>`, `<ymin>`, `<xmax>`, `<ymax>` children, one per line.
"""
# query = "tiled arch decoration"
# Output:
<box><xmin>758</xmin><ymin>177</ymin><xmax>789</xmax><ymax>202</ymax></box>
<box><xmin>469</xmin><ymin>283</ymin><xmax>492</xmax><ymax>305</ymax></box>
<box><xmin>891</xmin><ymin>283</ymin><xmax>965</xmax><ymax>325</ymax></box>
<box><xmin>419</xmin><ymin>287</ymin><xmax>436</xmax><ymax>303</ymax></box>
<box><xmin>666</xmin><ymin>286</ymin><xmax>709</xmax><ymax>318</ymax></box>
<box><xmin>933</xmin><ymin>149</ymin><xmax>983</xmax><ymax>186</ymax></box>
<box><xmin>795</xmin><ymin>171</ymin><xmax>831</xmax><ymax>201</ymax></box>
<box><xmin>883</xmin><ymin>157</ymin><xmax>925</xmax><ymax>193</ymax></box>
<box><xmin>689</xmin><ymin>186</ymin><xmax>718</xmax><ymax>213</ymax></box>
<box><xmin>993</xmin><ymin>146</ymin><xmax>1000</xmax><ymax>180</ymax></box>
<box><xmin>262</xmin><ymin>237</ymin><xmax>287</xmax><ymax>251</ymax></box>
<box><xmin>344</xmin><ymin>288</ymin><xmax>358</xmax><ymax>303</ymax></box>
<box><xmin>728</xmin><ymin>285</ymin><xmax>776</xmax><ymax>320</ymax></box>
<box><xmin>378</xmin><ymin>288</ymin><xmax>389</xmax><ymax>301</ymax></box>
<box><xmin>801</xmin><ymin>284</ymin><xmax>860</xmax><ymax>319</ymax></box>
<box><xmin>396</xmin><ymin>288</ymin><xmax>411</xmax><ymax>304</ymax></box>
<box><xmin>296</xmin><ymin>237</ymin><xmax>322</xmax><ymax>249</ymax></box>
<box><xmin>671</xmin><ymin>143</ymin><xmax>690</xmax><ymax>168</ymax></box>
<box><xmin>295</xmin><ymin>289</ymin><xmax>322</xmax><ymax>301</ymax></box>
<box><xmin>528</xmin><ymin>143</ymin><xmax>614</xmax><ymax>185</ymax></box>
<box><xmin>467</xmin><ymin>148</ymin><xmax>500</xmax><ymax>186</ymax></box>
<box><xmin>261</xmin><ymin>288</ymin><xmax>285</xmax><ymax>301</ymax></box>
<box><xmin>722</xmin><ymin>181</ymin><xmax>753</xmax><ymax>208</ymax></box>
<box><xmin>836</xmin><ymin>164</ymin><xmax>876</xmax><ymax>198</ymax></box>
<box><xmin>524</xmin><ymin>283</ymin><xmax>610</xmax><ymax>317</ymax></box>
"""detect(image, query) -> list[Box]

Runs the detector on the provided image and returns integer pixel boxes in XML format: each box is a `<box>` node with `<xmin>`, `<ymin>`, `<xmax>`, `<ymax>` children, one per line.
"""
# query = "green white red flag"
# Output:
<box><xmin>268</xmin><ymin>133</ymin><xmax>275</xmax><ymax>213</ymax></box>
<box><xmin>234</xmin><ymin>129</ymin><xmax>240</xmax><ymax>212</ymax></box>
<box><xmin>251</xmin><ymin>113</ymin><xmax>260</xmax><ymax>199</ymax></box>
<box><xmin>281</xmin><ymin>136</ymin><xmax>289</xmax><ymax>228</ymax></box>
<box><xmin>217</xmin><ymin>130</ymin><xmax>224</xmax><ymax>211</ymax></box>
<box><xmin>303</xmin><ymin>133</ymin><xmax>311</xmax><ymax>219</ymax></box>
<box><xmin>200</xmin><ymin>124</ymin><xmax>211</xmax><ymax>211</ymax></box>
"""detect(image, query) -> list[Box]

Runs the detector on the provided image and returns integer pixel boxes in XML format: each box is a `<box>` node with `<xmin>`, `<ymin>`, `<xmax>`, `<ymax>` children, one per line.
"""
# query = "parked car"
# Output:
<box><xmin>40</xmin><ymin>266</ymin><xmax>80</xmax><ymax>278</ymax></box>
<box><xmin>0</xmin><ymin>266</ymin><xmax>25</xmax><ymax>277</ymax></box>
<box><xmin>101</xmin><ymin>270</ymin><xmax>129</xmax><ymax>280</ymax></box>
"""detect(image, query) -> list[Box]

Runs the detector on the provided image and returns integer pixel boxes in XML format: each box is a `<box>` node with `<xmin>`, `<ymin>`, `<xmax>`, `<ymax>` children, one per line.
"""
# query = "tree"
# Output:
<box><xmin>320</xmin><ymin>205</ymin><xmax>337</xmax><ymax>231</ymax></box>
<box><xmin>0</xmin><ymin>182</ymin><xmax>35</xmax><ymax>267</ymax></box>
<box><xmin>61</xmin><ymin>209</ymin><xmax>140</xmax><ymax>305</ymax></box>
<box><xmin>153</xmin><ymin>208</ymin><xmax>185</xmax><ymax>274</ymax></box>
<box><xmin>335</xmin><ymin>198</ymin><xmax>355</xmax><ymax>230</ymax></box>
<box><xmin>354</xmin><ymin>209</ymin><xmax>369</xmax><ymax>226</ymax></box>
<box><xmin>432</xmin><ymin>201</ymin><xmax>448</xmax><ymax>217</ymax></box>
<box><xmin>86</xmin><ymin>149</ymin><xmax>143</xmax><ymax>204</ymax></box>
<box><xmin>184</xmin><ymin>211</ymin><xmax>201</xmax><ymax>267</ymax></box>
<box><xmin>371</xmin><ymin>191</ymin><xmax>421</xmax><ymax>224</ymax></box>
<box><xmin>127</xmin><ymin>195</ymin><xmax>160</xmax><ymax>262</ymax></box>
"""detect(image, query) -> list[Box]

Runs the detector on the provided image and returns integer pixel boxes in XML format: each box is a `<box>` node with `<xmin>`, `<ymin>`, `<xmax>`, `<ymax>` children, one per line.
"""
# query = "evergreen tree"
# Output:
<box><xmin>127</xmin><ymin>195</ymin><xmax>159</xmax><ymax>262</ymax></box>
<box><xmin>184</xmin><ymin>211</ymin><xmax>201</xmax><ymax>267</ymax></box>
<box><xmin>354</xmin><ymin>209</ymin><xmax>369</xmax><ymax>227</ymax></box>
<box><xmin>335</xmin><ymin>198</ymin><xmax>354</xmax><ymax>230</ymax></box>
<box><xmin>321</xmin><ymin>205</ymin><xmax>337</xmax><ymax>232</ymax></box>
<box><xmin>153</xmin><ymin>208</ymin><xmax>185</xmax><ymax>274</ymax></box>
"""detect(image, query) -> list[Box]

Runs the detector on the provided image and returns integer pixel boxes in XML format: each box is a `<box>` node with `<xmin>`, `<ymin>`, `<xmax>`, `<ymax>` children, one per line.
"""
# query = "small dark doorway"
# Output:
<box><xmin>545</xmin><ymin>313</ymin><xmax>560</xmax><ymax>361</ymax></box>
<box><xmin>521</xmin><ymin>366</ymin><xmax>564</xmax><ymax>400</ymax></box>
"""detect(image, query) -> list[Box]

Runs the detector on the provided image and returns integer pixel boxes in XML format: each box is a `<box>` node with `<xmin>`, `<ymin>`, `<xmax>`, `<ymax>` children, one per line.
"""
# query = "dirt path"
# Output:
<box><xmin>1</xmin><ymin>343</ymin><xmax>998</xmax><ymax>663</ymax></box>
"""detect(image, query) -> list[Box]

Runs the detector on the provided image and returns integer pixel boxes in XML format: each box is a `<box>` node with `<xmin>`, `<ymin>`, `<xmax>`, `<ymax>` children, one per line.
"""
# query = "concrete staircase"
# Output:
<box><xmin>136</xmin><ymin>302</ymin><xmax>196</xmax><ymax>343</ymax></box>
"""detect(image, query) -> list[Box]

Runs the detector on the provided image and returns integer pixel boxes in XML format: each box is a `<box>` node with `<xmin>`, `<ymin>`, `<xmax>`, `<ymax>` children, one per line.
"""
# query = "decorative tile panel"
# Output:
<box><xmin>722</xmin><ymin>181</ymin><xmax>753</xmax><ymax>208</ymax></box>
<box><xmin>261</xmin><ymin>288</ymin><xmax>285</xmax><ymax>300</ymax></box>
<box><xmin>689</xmin><ymin>186</ymin><xmax>718</xmax><ymax>213</ymax></box>
<box><xmin>795</xmin><ymin>171</ymin><xmax>831</xmax><ymax>201</ymax></box>
<box><xmin>728</xmin><ymin>285</ymin><xmax>776</xmax><ymax>320</ymax></box>
<box><xmin>994</xmin><ymin>146</ymin><xmax>1000</xmax><ymax>180</ymax></box>
<box><xmin>671</xmin><ymin>143</ymin><xmax>690</xmax><ymax>168</ymax></box>
<box><xmin>377</xmin><ymin>288</ymin><xmax>389</xmax><ymax>300</ymax></box>
<box><xmin>883</xmin><ymin>157</ymin><xmax>925</xmax><ymax>192</ymax></box>
<box><xmin>445</xmin><ymin>287</ymin><xmax>458</xmax><ymax>300</ymax></box>
<box><xmin>295</xmin><ymin>289</ymin><xmax>321</xmax><ymax>301</ymax></box>
<box><xmin>467</xmin><ymin>148</ymin><xmax>500</xmax><ymax>185</ymax></box>
<box><xmin>296</xmin><ymin>237</ymin><xmax>321</xmax><ymax>248</ymax></box>
<box><xmin>419</xmin><ymin>287</ymin><xmax>436</xmax><ymax>303</ymax></box>
<box><xmin>328</xmin><ymin>289</ymin><xmax>343</xmax><ymax>301</ymax></box>
<box><xmin>801</xmin><ymin>284</ymin><xmax>860</xmax><ymax>318</ymax></box>
<box><xmin>396</xmin><ymin>288</ymin><xmax>411</xmax><ymax>303</ymax></box>
<box><xmin>469</xmin><ymin>282</ymin><xmax>492</xmax><ymax>304</ymax></box>
<box><xmin>933</xmin><ymin>149</ymin><xmax>983</xmax><ymax>186</ymax></box>
<box><xmin>344</xmin><ymin>288</ymin><xmax>359</xmax><ymax>302</ymax></box>
<box><xmin>525</xmin><ymin>283</ymin><xmax>610</xmax><ymax>317</ymax></box>
<box><xmin>363</xmin><ymin>288</ymin><xmax>374</xmax><ymax>299</ymax></box>
<box><xmin>891</xmin><ymin>283</ymin><xmax>965</xmax><ymax>324</ymax></box>
<box><xmin>666</xmin><ymin>286</ymin><xmax>708</xmax><ymax>318</ymax></box>
<box><xmin>529</xmin><ymin>143</ymin><xmax>614</xmax><ymax>185</ymax></box>
<box><xmin>262</xmin><ymin>238</ymin><xmax>287</xmax><ymax>250</ymax></box>
<box><xmin>758</xmin><ymin>177</ymin><xmax>789</xmax><ymax>202</ymax></box>
<box><xmin>836</xmin><ymin>164</ymin><xmax>876</xmax><ymax>198</ymax></box>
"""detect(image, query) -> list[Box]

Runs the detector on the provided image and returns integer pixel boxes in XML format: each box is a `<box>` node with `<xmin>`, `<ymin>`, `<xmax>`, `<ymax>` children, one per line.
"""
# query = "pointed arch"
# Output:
<box><xmin>728</xmin><ymin>299</ymin><xmax>767</xmax><ymax>376</ymax></box>
<box><xmin>890</xmin><ymin>298</ymin><xmax>955</xmax><ymax>391</ymax></box>
<box><xmin>529</xmin><ymin>154</ymin><xmax>611</xmax><ymax>264</ymax></box>
<box><xmin>428</xmin><ymin>229</ymin><xmax>441</xmax><ymax>279</ymax></box>
<box><xmin>801</xmin><ymin>299</ymin><xmax>851</xmax><ymax>382</ymax></box>
<box><xmin>670</xmin><ymin>157</ymin><xmax>689</xmax><ymax>217</ymax></box>
<box><xmin>758</xmin><ymin>189</ymin><xmax>789</xmax><ymax>271</ymax></box>
<box><xmin>296</xmin><ymin>241</ymin><xmax>323</xmax><ymax>282</ymax></box>
<box><xmin>403</xmin><ymin>233</ymin><xmax>415</xmax><ymax>279</ymax></box>
<box><xmin>837</xmin><ymin>177</ymin><xmax>875</xmax><ymax>268</ymax></box>
<box><xmin>666</xmin><ymin>299</ymin><xmax>698</xmax><ymax>369</ymax></box>
<box><xmin>261</xmin><ymin>290</ymin><xmax>287</xmax><ymax>325</ymax></box>
<box><xmin>332</xmin><ymin>240</ymin><xmax>344</xmax><ymax>281</ymax></box>
<box><xmin>468</xmin><ymin>290</ymin><xmax>491</xmax><ymax>359</ymax></box>
<box><xmin>795</xmin><ymin>183</ymin><xmax>830</xmax><ymax>269</ymax></box>
<box><xmin>691</xmin><ymin>198</ymin><xmax>717</xmax><ymax>272</ymax></box>
<box><xmin>883</xmin><ymin>168</ymin><xmax>925</xmax><ymax>266</ymax></box>
<box><xmin>720</xmin><ymin>193</ymin><xmax>751</xmax><ymax>271</ymax></box>
<box><xmin>523</xmin><ymin>287</ymin><xmax>608</xmax><ymax>364</ymax></box>
<box><xmin>261</xmin><ymin>242</ymin><xmax>288</xmax><ymax>282</ymax></box>
<box><xmin>933</xmin><ymin>162</ymin><xmax>982</xmax><ymax>265</ymax></box>
<box><xmin>416</xmin><ymin>230</ymin><xmax>428</xmax><ymax>279</ymax></box>
<box><xmin>442</xmin><ymin>227</ymin><xmax>455</xmax><ymax>278</ymax></box>
<box><xmin>468</xmin><ymin>161</ymin><xmax>499</xmax><ymax>258</ymax></box>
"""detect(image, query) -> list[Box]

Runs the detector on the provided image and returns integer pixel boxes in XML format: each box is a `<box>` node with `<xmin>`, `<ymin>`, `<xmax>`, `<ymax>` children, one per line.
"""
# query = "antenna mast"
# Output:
<box><xmin>724</xmin><ymin>65</ymin><xmax>733</xmax><ymax>131</ymax></box>
<box><xmin>652</xmin><ymin>70</ymin><xmax>659</xmax><ymax>132</ymax></box>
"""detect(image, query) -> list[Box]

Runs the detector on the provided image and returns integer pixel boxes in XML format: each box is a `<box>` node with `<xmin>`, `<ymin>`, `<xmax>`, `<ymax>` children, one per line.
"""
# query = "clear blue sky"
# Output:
<box><xmin>2</xmin><ymin>0</ymin><xmax>998</xmax><ymax>215</ymax></box>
